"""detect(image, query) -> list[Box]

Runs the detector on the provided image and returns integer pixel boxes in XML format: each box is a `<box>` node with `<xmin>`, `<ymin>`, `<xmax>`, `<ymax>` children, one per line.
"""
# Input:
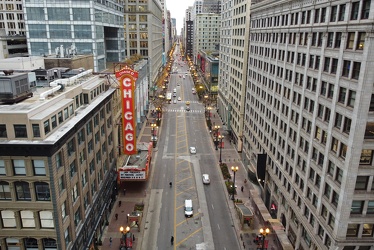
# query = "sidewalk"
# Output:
<box><xmin>207</xmin><ymin>108</ymin><xmax>279</xmax><ymax>250</ymax></box>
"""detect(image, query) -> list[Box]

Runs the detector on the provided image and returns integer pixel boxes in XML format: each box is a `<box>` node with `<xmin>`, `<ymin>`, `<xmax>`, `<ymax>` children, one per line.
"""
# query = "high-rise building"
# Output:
<box><xmin>218</xmin><ymin>0</ymin><xmax>250</xmax><ymax>152</ymax></box>
<box><xmin>0</xmin><ymin>0</ymin><xmax>28</xmax><ymax>58</ymax></box>
<box><xmin>243</xmin><ymin>0</ymin><xmax>374</xmax><ymax>249</ymax></box>
<box><xmin>202</xmin><ymin>0</ymin><xmax>221</xmax><ymax>14</ymax></box>
<box><xmin>23</xmin><ymin>0</ymin><xmax>125</xmax><ymax>72</ymax></box>
<box><xmin>0</xmin><ymin>70</ymin><xmax>120</xmax><ymax>249</ymax></box>
<box><xmin>193</xmin><ymin>13</ymin><xmax>221</xmax><ymax>63</ymax></box>
<box><xmin>124</xmin><ymin>0</ymin><xmax>163</xmax><ymax>85</ymax></box>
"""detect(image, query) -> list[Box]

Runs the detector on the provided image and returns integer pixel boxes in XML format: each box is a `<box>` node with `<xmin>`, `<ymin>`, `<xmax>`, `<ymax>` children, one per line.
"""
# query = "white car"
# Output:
<box><xmin>173</xmin><ymin>99</ymin><xmax>177</xmax><ymax>104</ymax></box>
<box><xmin>186</xmin><ymin>106</ymin><xmax>190</xmax><ymax>111</ymax></box>
<box><xmin>178</xmin><ymin>97</ymin><xmax>181</xmax><ymax>101</ymax></box>
<box><xmin>202</xmin><ymin>174</ymin><xmax>210</xmax><ymax>184</ymax></box>
<box><xmin>189</xmin><ymin>146</ymin><xmax>196</xmax><ymax>154</ymax></box>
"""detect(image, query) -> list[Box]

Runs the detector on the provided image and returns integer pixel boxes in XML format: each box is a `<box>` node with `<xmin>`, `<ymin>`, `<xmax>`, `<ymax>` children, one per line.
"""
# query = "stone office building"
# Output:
<box><xmin>0</xmin><ymin>70</ymin><xmax>119</xmax><ymax>249</ymax></box>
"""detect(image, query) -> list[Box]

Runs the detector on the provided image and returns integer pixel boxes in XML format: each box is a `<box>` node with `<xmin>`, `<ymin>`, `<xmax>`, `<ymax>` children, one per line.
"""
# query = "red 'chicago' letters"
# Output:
<box><xmin>116</xmin><ymin>67</ymin><xmax>139</xmax><ymax>155</ymax></box>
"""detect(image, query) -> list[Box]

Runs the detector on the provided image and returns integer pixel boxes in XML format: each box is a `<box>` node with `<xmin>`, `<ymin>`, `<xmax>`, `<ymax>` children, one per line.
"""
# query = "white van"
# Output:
<box><xmin>184</xmin><ymin>199</ymin><xmax>193</xmax><ymax>217</ymax></box>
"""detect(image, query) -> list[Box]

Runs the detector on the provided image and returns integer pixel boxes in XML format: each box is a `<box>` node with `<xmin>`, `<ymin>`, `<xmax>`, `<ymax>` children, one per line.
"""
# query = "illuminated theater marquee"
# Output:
<box><xmin>116</xmin><ymin>67</ymin><xmax>139</xmax><ymax>155</ymax></box>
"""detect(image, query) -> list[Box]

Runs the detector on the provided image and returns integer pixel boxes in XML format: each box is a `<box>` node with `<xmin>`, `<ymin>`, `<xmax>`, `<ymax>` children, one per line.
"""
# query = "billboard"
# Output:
<box><xmin>115</xmin><ymin>66</ymin><xmax>139</xmax><ymax>155</ymax></box>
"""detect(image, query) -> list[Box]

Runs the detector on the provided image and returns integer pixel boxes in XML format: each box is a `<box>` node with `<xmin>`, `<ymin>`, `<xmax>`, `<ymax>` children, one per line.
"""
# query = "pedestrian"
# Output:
<box><xmin>171</xmin><ymin>236</ymin><xmax>174</xmax><ymax>245</ymax></box>
<box><xmin>115</xmin><ymin>213</ymin><xmax>118</xmax><ymax>220</ymax></box>
<box><xmin>123</xmin><ymin>188</ymin><xmax>126</xmax><ymax>196</ymax></box>
<box><xmin>118</xmin><ymin>201</ymin><xmax>121</xmax><ymax>207</ymax></box>
<box><xmin>241</xmin><ymin>186</ymin><xmax>244</xmax><ymax>192</ymax></box>
<box><xmin>109</xmin><ymin>237</ymin><xmax>112</xmax><ymax>247</ymax></box>
<box><xmin>244</xmin><ymin>179</ymin><xmax>247</xmax><ymax>184</ymax></box>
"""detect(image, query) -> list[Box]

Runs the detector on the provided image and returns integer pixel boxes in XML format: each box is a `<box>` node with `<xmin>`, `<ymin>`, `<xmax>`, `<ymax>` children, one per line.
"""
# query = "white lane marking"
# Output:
<box><xmin>217</xmin><ymin>224</ymin><xmax>220</xmax><ymax>230</ymax></box>
<box><xmin>211</xmin><ymin>204</ymin><xmax>214</xmax><ymax>209</ymax></box>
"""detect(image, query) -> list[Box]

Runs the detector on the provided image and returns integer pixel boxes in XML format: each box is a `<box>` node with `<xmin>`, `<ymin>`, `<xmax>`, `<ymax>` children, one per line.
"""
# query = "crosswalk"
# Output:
<box><xmin>166</xmin><ymin>109</ymin><xmax>204</xmax><ymax>113</ymax></box>
<box><xmin>174</xmin><ymin>101</ymin><xmax>200</xmax><ymax>104</ymax></box>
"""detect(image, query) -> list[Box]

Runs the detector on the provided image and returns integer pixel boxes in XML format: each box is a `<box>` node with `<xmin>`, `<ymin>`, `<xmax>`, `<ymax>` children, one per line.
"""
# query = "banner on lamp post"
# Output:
<box><xmin>116</xmin><ymin>66</ymin><xmax>139</xmax><ymax>155</ymax></box>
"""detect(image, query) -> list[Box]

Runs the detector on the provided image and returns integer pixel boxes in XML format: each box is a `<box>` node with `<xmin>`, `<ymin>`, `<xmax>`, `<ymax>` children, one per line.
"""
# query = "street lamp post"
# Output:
<box><xmin>219</xmin><ymin>135</ymin><xmax>224</xmax><ymax>164</ymax></box>
<box><xmin>119</xmin><ymin>226</ymin><xmax>131</xmax><ymax>249</ymax></box>
<box><xmin>151</xmin><ymin>123</ymin><xmax>156</xmax><ymax>136</ymax></box>
<box><xmin>214</xmin><ymin>125</ymin><xmax>220</xmax><ymax>150</ymax></box>
<box><xmin>204</xmin><ymin>95</ymin><xmax>209</xmax><ymax>108</ymax></box>
<box><xmin>259</xmin><ymin>227</ymin><xmax>270</xmax><ymax>250</ymax></box>
<box><xmin>231</xmin><ymin>166</ymin><xmax>239</xmax><ymax>201</ymax></box>
<box><xmin>207</xmin><ymin>106</ymin><xmax>212</xmax><ymax>121</ymax></box>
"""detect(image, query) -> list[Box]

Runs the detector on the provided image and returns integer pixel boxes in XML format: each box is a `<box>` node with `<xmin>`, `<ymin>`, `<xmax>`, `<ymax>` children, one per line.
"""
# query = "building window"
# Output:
<box><xmin>74</xmin><ymin>209</ymin><xmax>81</xmax><ymax>227</ymax></box>
<box><xmin>357</xmin><ymin>32</ymin><xmax>365</xmax><ymax>50</ymax></box>
<box><xmin>0</xmin><ymin>159</ymin><xmax>5</xmax><ymax>175</ymax></box>
<box><xmin>56</xmin><ymin>151</ymin><xmax>62</xmax><ymax>168</ymax></box>
<box><xmin>71</xmin><ymin>184</ymin><xmax>78</xmax><ymax>202</ymax></box>
<box><xmin>331</xmin><ymin>5</ymin><xmax>338</xmax><ymax>21</ymax></box>
<box><xmin>340</xmin><ymin>143</ymin><xmax>347</xmax><ymax>158</ymax></box>
<box><xmin>327</xmin><ymin>32</ymin><xmax>334</xmax><ymax>47</ymax></box>
<box><xmin>14</xmin><ymin>124</ymin><xmax>27</xmax><ymax>138</ymax></box>
<box><xmin>0</xmin><ymin>124</ymin><xmax>6</xmax><ymax>137</ymax></box>
<box><xmin>33</xmin><ymin>160</ymin><xmax>46</xmax><ymax>176</ymax></box>
<box><xmin>86</xmin><ymin>121</ymin><xmax>92</xmax><ymax>135</ymax></box>
<box><xmin>20</xmin><ymin>210</ymin><xmax>35</xmax><ymax>228</ymax></box>
<box><xmin>35</xmin><ymin>182</ymin><xmax>50</xmax><ymax>201</ymax></box>
<box><xmin>58</xmin><ymin>176</ymin><xmax>65</xmax><ymax>193</ymax></box>
<box><xmin>13</xmin><ymin>159</ymin><xmax>26</xmax><ymax>175</ymax></box>
<box><xmin>342</xmin><ymin>60</ymin><xmax>351</xmax><ymax>77</ymax></box>
<box><xmin>367</xmin><ymin>201</ymin><xmax>374</xmax><ymax>213</ymax></box>
<box><xmin>362</xmin><ymin>0</ymin><xmax>371</xmax><ymax>19</ymax></box>
<box><xmin>335</xmin><ymin>32</ymin><xmax>342</xmax><ymax>48</ymax></box>
<box><xmin>1</xmin><ymin>210</ymin><xmax>16</xmax><ymax>228</ymax></box>
<box><xmin>346</xmin><ymin>32</ymin><xmax>355</xmax><ymax>49</ymax></box>
<box><xmin>44</xmin><ymin>120</ymin><xmax>50</xmax><ymax>135</ymax></box>
<box><xmin>67</xmin><ymin>139</ymin><xmax>75</xmax><ymax>156</ymax></box>
<box><xmin>51</xmin><ymin>115</ymin><xmax>57</xmax><ymax>129</ymax></box>
<box><xmin>338</xmin><ymin>4</ymin><xmax>346</xmax><ymax>21</ymax></box>
<box><xmin>351</xmin><ymin>2</ymin><xmax>360</xmax><ymax>20</ymax></box>
<box><xmin>70</xmin><ymin>161</ymin><xmax>76</xmax><ymax>177</ymax></box>
<box><xmin>362</xmin><ymin>224</ymin><xmax>373</xmax><ymax>237</ymax></box>
<box><xmin>58</xmin><ymin>111</ymin><xmax>63</xmax><ymax>123</ymax></box>
<box><xmin>32</xmin><ymin>124</ymin><xmax>40</xmax><ymax>137</ymax></box>
<box><xmin>40</xmin><ymin>211</ymin><xmax>54</xmax><ymax>228</ymax></box>
<box><xmin>360</xmin><ymin>149</ymin><xmax>372</xmax><ymax>164</ymax></box>
<box><xmin>65</xmin><ymin>228</ymin><xmax>70</xmax><ymax>247</ymax></box>
<box><xmin>0</xmin><ymin>181</ymin><xmax>11</xmax><ymax>200</ymax></box>
<box><xmin>355</xmin><ymin>176</ymin><xmax>368</xmax><ymax>190</ymax></box>
<box><xmin>352</xmin><ymin>62</ymin><xmax>361</xmax><ymax>80</ymax></box>
<box><xmin>331</xmin><ymin>58</ymin><xmax>338</xmax><ymax>73</ymax></box>
<box><xmin>351</xmin><ymin>200</ymin><xmax>364</xmax><ymax>214</ymax></box>
<box><xmin>15</xmin><ymin>181</ymin><xmax>31</xmax><ymax>200</ymax></box>
<box><xmin>61</xmin><ymin>201</ymin><xmax>66</xmax><ymax>220</ymax></box>
<box><xmin>338</xmin><ymin>87</ymin><xmax>347</xmax><ymax>104</ymax></box>
<box><xmin>77</xmin><ymin>129</ymin><xmax>85</xmax><ymax>145</ymax></box>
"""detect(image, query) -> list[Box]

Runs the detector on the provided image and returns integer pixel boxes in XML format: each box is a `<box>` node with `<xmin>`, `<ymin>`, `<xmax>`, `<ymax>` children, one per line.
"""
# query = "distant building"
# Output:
<box><xmin>123</xmin><ymin>0</ymin><xmax>163</xmax><ymax>85</ymax></box>
<box><xmin>193</xmin><ymin>13</ymin><xmax>220</xmax><ymax>64</ymax></box>
<box><xmin>23</xmin><ymin>0</ymin><xmax>125</xmax><ymax>72</ymax></box>
<box><xmin>0</xmin><ymin>0</ymin><xmax>28</xmax><ymax>58</ymax></box>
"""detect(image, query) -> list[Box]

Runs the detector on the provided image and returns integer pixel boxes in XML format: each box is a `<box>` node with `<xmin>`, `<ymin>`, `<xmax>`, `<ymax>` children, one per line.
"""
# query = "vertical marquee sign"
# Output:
<box><xmin>115</xmin><ymin>66</ymin><xmax>139</xmax><ymax>155</ymax></box>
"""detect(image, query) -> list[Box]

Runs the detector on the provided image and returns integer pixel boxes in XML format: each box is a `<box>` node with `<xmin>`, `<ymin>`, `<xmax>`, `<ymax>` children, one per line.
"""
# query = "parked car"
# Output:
<box><xmin>202</xmin><ymin>174</ymin><xmax>210</xmax><ymax>184</ymax></box>
<box><xmin>189</xmin><ymin>146</ymin><xmax>196</xmax><ymax>154</ymax></box>
<box><xmin>178</xmin><ymin>97</ymin><xmax>181</xmax><ymax>101</ymax></box>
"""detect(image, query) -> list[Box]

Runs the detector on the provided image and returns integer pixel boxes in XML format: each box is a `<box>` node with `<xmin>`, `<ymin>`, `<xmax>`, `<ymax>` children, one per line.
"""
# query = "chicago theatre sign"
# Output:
<box><xmin>115</xmin><ymin>66</ymin><xmax>139</xmax><ymax>155</ymax></box>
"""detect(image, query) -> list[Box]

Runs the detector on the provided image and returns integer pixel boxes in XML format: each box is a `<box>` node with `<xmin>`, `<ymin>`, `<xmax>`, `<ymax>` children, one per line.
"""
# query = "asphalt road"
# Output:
<box><xmin>147</xmin><ymin>45</ymin><xmax>240</xmax><ymax>250</ymax></box>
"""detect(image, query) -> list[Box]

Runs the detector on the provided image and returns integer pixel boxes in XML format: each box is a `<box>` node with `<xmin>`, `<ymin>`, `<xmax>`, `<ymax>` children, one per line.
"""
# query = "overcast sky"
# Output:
<box><xmin>166</xmin><ymin>0</ymin><xmax>195</xmax><ymax>35</ymax></box>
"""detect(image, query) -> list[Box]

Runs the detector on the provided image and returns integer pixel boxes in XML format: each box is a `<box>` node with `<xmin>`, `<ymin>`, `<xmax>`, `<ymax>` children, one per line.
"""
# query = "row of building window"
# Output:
<box><xmin>1</xmin><ymin>210</ymin><xmax>54</xmax><ymax>229</ymax></box>
<box><xmin>0</xmin><ymin>238</ymin><xmax>56</xmax><ymax>250</ymax></box>
<box><xmin>251</xmin><ymin>0</ymin><xmax>370</xmax><ymax>29</ymax></box>
<box><xmin>0</xmin><ymin>181</ymin><xmax>50</xmax><ymax>201</ymax></box>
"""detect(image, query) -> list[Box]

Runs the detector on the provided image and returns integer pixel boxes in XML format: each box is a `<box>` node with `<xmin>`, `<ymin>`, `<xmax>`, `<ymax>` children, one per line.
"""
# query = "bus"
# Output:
<box><xmin>166</xmin><ymin>92</ymin><xmax>172</xmax><ymax>103</ymax></box>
